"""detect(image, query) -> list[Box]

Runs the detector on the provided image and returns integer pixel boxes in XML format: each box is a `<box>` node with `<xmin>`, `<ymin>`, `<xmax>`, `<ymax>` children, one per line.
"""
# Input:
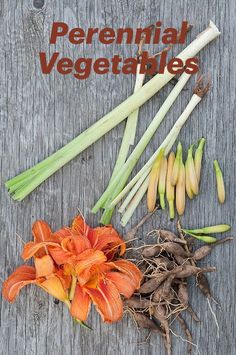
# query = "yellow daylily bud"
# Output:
<box><xmin>185</xmin><ymin>224</ymin><xmax>231</xmax><ymax>235</ymax></box>
<box><xmin>194</xmin><ymin>138</ymin><xmax>205</xmax><ymax>183</ymax></box>
<box><xmin>166</xmin><ymin>152</ymin><xmax>175</xmax><ymax>219</ymax></box>
<box><xmin>213</xmin><ymin>160</ymin><xmax>225</xmax><ymax>204</ymax></box>
<box><xmin>171</xmin><ymin>142</ymin><xmax>182</xmax><ymax>186</ymax></box>
<box><xmin>176</xmin><ymin>161</ymin><xmax>186</xmax><ymax>216</ymax></box>
<box><xmin>147</xmin><ymin>148</ymin><xmax>164</xmax><ymax>212</ymax></box>
<box><xmin>158</xmin><ymin>157</ymin><xmax>168</xmax><ymax>210</ymax></box>
<box><xmin>185</xmin><ymin>162</ymin><xmax>194</xmax><ymax>199</ymax></box>
<box><xmin>186</xmin><ymin>144</ymin><xmax>199</xmax><ymax>195</ymax></box>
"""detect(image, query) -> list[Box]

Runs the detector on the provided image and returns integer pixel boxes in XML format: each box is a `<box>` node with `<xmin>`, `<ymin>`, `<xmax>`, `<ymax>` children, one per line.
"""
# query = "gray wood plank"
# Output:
<box><xmin>0</xmin><ymin>0</ymin><xmax>235</xmax><ymax>354</ymax></box>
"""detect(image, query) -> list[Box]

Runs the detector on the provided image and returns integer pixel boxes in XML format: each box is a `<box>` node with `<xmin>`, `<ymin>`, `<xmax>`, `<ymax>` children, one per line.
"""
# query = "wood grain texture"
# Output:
<box><xmin>0</xmin><ymin>0</ymin><xmax>235</xmax><ymax>354</ymax></box>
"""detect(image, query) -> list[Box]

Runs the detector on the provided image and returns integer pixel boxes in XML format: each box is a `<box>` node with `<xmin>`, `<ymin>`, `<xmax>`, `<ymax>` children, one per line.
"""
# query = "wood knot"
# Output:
<box><xmin>33</xmin><ymin>0</ymin><xmax>44</xmax><ymax>9</ymax></box>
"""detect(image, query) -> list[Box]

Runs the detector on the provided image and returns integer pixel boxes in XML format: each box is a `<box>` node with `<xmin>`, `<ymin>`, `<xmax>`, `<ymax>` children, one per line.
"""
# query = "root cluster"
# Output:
<box><xmin>124</xmin><ymin>226</ymin><xmax>231</xmax><ymax>354</ymax></box>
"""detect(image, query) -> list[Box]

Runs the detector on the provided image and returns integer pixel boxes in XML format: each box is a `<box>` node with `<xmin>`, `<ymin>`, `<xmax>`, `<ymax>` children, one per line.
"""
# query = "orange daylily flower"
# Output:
<box><xmin>3</xmin><ymin>215</ymin><xmax>142</xmax><ymax>324</ymax></box>
<box><xmin>2</xmin><ymin>263</ymin><xmax>70</xmax><ymax>303</ymax></box>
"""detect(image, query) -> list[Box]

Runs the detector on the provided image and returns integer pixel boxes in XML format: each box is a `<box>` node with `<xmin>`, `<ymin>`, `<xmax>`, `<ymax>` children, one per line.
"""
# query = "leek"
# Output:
<box><xmin>99</xmin><ymin>65</ymin><xmax>145</xmax><ymax>224</ymax></box>
<box><xmin>121</xmin><ymin>177</ymin><xmax>150</xmax><ymax>227</ymax></box>
<box><xmin>108</xmin><ymin>64</ymin><xmax>145</xmax><ymax>182</ymax></box>
<box><xmin>93</xmin><ymin>72</ymin><xmax>191</xmax><ymax>215</ymax></box>
<box><xmin>111</xmin><ymin>92</ymin><xmax>203</xmax><ymax>209</ymax></box>
<box><xmin>117</xmin><ymin>78</ymin><xmax>210</xmax><ymax>225</ymax></box>
<box><xmin>93</xmin><ymin>21</ymin><xmax>220</xmax><ymax>220</ymax></box>
<box><xmin>118</xmin><ymin>166</ymin><xmax>149</xmax><ymax>214</ymax></box>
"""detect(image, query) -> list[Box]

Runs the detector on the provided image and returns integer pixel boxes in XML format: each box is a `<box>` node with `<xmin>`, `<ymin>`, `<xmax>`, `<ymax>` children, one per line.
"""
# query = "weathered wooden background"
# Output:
<box><xmin>0</xmin><ymin>0</ymin><xmax>235</xmax><ymax>354</ymax></box>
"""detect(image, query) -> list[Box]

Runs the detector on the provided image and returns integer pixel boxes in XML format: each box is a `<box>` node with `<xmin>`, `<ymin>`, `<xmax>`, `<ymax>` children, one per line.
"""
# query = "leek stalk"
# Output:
<box><xmin>93</xmin><ymin>21</ymin><xmax>220</xmax><ymax>219</ymax></box>
<box><xmin>118</xmin><ymin>89</ymin><xmax>207</xmax><ymax>225</ymax></box>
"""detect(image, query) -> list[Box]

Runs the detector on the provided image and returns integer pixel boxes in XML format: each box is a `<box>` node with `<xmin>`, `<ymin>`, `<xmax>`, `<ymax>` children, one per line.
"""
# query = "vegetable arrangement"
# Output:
<box><xmin>3</xmin><ymin>18</ymin><xmax>233</xmax><ymax>355</ymax></box>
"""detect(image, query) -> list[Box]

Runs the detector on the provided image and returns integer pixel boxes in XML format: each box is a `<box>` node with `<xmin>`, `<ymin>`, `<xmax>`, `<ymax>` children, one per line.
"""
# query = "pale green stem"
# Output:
<box><xmin>118</xmin><ymin>169</ymin><xmax>149</xmax><ymax>213</ymax></box>
<box><xmin>111</xmin><ymin>94</ymin><xmax>202</xmax><ymax>209</ymax></box>
<box><xmin>92</xmin><ymin>72</ymin><xmax>192</xmax><ymax>213</ymax></box>
<box><xmin>119</xmin><ymin>93</ymin><xmax>203</xmax><ymax>224</ymax></box>
<box><xmin>121</xmin><ymin>177</ymin><xmax>150</xmax><ymax>226</ymax></box>
<box><xmin>168</xmin><ymin>200</ymin><xmax>175</xmax><ymax>219</ymax></box>
<box><xmin>108</xmin><ymin>64</ymin><xmax>145</xmax><ymax>184</ymax></box>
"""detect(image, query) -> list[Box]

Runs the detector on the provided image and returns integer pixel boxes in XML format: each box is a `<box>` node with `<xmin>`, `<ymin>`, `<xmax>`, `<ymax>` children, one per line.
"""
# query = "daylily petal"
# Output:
<box><xmin>61</xmin><ymin>237</ymin><xmax>77</xmax><ymax>253</ymax></box>
<box><xmin>85</xmin><ymin>279</ymin><xmax>123</xmax><ymax>323</ymax></box>
<box><xmin>48</xmin><ymin>245</ymin><xmax>75</xmax><ymax>266</ymax></box>
<box><xmin>39</xmin><ymin>275</ymin><xmax>68</xmax><ymax>301</ymax></box>
<box><xmin>34</xmin><ymin>255</ymin><xmax>55</xmax><ymax>278</ymax></box>
<box><xmin>106</xmin><ymin>271</ymin><xmax>137</xmax><ymax>298</ymax></box>
<box><xmin>107</xmin><ymin>260</ymin><xmax>142</xmax><ymax>289</ymax></box>
<box><xmin>56</xmin><ymin>269</ymin><xmax>71</xmax><ymax>290</ymax></box>
<box><xmin>2</xmin><ymin>265</ymin><xmax>38</xmax><ymax>303</ymax></box>
<box><xmin>76</xmin><ymin>249</ymin><xmax>107</xmax><ymax>271</ymax></box>
<box><xmin>61</xmin><ymin>235</ymin><xmax>91</xmax><ymax>255</ymax></box>
<box><xmin>71</xmin><ymin>215</ymin><xmax>91</xmax><ymax>237</ymax></box>
<box><xmin>53</xmin><ymin>227</ymin><xmax>71</xmax><ymax>241</ymax></box>
<box><xmin>75</xmin><ymin>249</ymin><xmax>107</xmax><ymax>285</ymax></box>
<box><xmin>70</xmin><ymin>284</ymin><xmax>91</xmax><ymax>321</ymax></box>
<box><xmin>72</xmin><ymin>235</ymin><xmax>91</xmax><ymax>255</ymax></box>
<box><xmin>32</xmin><ymin>220</ymin><xmax>52</xmax><ymax>243</ymax></box>
<box><xmin>48</xmin><ymin>234</ymin><xmax>91</xmax><ymax>266</ymax></box>
<box><xmin>88</xmin><ymin>226</ymin><xmax>126</xmax><ymax>257</ymax></box>
<box><xmin>63</xmin><ymin>263</ymin><xmax>75</xmax><ymax>276</ymax></box>
<box><xmin>83</xmin><ymin>272</ymin><xmax>100</xmax><ymax>288</ymax></box>
<box><xmin>21</xmin><ymin>241</ymin><xmax>60</xmax><ymax>260</ymax></box>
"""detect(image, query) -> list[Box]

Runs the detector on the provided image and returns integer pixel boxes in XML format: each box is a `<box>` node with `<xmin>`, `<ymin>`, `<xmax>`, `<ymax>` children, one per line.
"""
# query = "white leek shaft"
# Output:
<box><xmin>118</xmin><ymin>170</ymin><xmax>148</xmax><ymax>213</ymax></box>
<box><xmin>121</xmin><ymin>177</ymin><xmax>150</xmax><ymax>227</ymax></box>
<box><xmin>127</xmin><ymin>64</ymin><xmax>146</xmax><ymax>145</ymax></box>
<box><xmin>107</xmin><ymin>64</ymin><xmax>145</xmax><ymax>183</ymax></box>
